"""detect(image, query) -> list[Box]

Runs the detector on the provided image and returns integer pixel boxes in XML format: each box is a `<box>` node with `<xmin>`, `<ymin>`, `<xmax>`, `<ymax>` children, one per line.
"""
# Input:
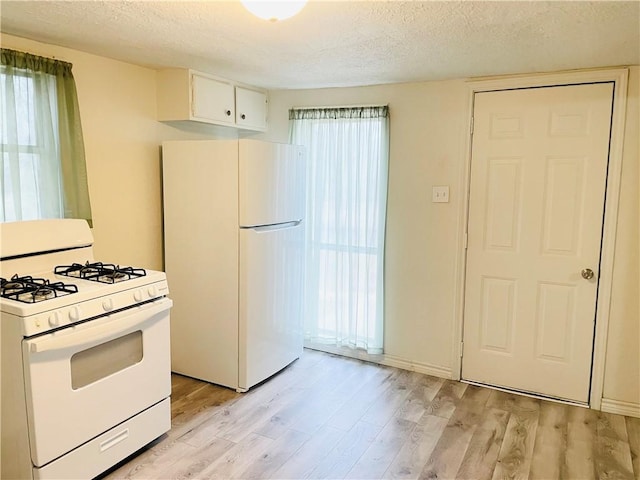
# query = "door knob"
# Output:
<box><xmin>581</xmin><ymin>268</ymin><xmax>595</xmax><ymax>280</ymax></box>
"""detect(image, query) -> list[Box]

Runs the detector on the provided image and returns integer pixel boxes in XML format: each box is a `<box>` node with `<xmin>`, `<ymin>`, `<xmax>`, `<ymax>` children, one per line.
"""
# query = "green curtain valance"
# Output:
<box><xmin>289</xmin><ymin>105</ymin><xmax>388</xmax><ymax>120</ymax></box>
<box><xmin>1</xmin><ymin>48</ymin><xmax>74</xmax><ymax>78</ymax></box>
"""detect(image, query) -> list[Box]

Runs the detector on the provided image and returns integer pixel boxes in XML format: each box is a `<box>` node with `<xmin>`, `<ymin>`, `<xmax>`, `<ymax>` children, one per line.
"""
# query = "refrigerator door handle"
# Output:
<box><xmin>243</xmin><ymin>220</ymin><xmax>302</xmax><ymax>232</ymax></box>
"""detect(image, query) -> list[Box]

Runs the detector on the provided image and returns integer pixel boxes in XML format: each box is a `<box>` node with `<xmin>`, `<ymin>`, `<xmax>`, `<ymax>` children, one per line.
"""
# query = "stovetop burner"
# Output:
<box><xmin>55</xmin><ymin>262</ymin><xmax>147</xmax><ymax>284</ymax></box>
<box><xmin>0</xmin><ymin>275</ymin><xmax>79</xmax><ymax>304</ymax></box>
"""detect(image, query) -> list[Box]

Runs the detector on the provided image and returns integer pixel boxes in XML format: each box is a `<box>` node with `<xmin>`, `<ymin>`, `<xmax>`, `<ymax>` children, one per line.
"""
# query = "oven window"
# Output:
<box><xmin>70</xmin><ymin>331</ymin><xmax>143</xmax><ymax>389</ymax></box>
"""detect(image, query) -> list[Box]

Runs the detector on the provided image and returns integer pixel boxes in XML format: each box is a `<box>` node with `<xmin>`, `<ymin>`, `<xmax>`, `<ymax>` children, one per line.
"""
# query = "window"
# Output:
<box><xmin>0</xmin><ymin>48</ymin><xmax>92</xmax><ymax>225</ymax></box>
<box><xmin>290</xmin><ymin>106</ymin><xmax>389</xmax><ymax>353</ymax></box>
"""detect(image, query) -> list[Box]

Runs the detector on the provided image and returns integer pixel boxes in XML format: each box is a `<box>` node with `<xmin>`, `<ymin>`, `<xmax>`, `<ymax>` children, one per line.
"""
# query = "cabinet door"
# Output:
<box><xmin>191</xmin><ymin>73</ymin><xmax>235</xmax><ymax>124</ymax></box>
<box><xmin>235</xmin><ymin>87</ymin><xmax>268</xmax><ymax>131</ymax></box>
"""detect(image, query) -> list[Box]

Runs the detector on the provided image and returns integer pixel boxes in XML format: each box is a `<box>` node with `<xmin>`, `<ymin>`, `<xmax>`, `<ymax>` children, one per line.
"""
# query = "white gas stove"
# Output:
<box><xmin>1</xmin><ymin>219</ymin><xmax>172</xmax><ymax>480</ymax></box>
<box><xmin>2</xmin><ymin>262</ymin><xmax>169</xmax><ymax>337</ymax></box>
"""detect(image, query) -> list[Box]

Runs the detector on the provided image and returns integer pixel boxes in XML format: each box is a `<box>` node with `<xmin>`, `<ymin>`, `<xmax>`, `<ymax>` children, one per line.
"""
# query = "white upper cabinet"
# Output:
<box><xmin>191</xmin><ymin>74</ymin><xmax>235</xmax><ymax>125</ymax></box>
<box><xmin>157</xmin><ymin>69</ymin><xmax>268</xmax><ymax>131</ymax></box>
<box><xmin>235</xmin><ymin>87</ymin><xmax>268</xmax><ymax>131</ymax></box>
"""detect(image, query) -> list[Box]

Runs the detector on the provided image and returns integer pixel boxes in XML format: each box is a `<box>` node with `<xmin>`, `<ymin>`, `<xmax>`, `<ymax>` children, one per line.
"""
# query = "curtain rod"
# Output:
<box><xmin>291</xmin><ymin>104</ymin><xmax>388</xmax><ymax>110</ymax></box>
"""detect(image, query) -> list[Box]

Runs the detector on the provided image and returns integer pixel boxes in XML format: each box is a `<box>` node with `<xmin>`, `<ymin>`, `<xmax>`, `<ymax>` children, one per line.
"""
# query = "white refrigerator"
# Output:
<box><xmin>162</xmin><ymin>139</ymin><xmax>305</xmax><ymax>392</ymax></box>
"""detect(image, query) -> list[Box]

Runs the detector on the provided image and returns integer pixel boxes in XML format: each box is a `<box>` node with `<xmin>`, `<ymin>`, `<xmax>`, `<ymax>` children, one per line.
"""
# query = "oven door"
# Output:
<box><xmin>22</xmin><ymin>298</ymin><xmax>172</xmax><ymax>468</ymax></box>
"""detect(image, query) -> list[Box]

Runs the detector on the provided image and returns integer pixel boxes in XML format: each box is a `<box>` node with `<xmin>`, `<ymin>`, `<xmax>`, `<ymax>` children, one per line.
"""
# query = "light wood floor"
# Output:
<box><xmin>102</xmin><ymin>349</ymin><xmax>640</xmax><ymax>480</ymax></box>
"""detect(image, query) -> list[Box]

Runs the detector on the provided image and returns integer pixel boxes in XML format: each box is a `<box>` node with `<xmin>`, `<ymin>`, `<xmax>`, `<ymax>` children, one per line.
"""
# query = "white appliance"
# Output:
<box><xmin>162</xmin><ymin>139</ymin><xmax>305</xmax><ymax>392</ymax></box>
<box><xmin>0</xmin><ymin>219</ymin><xmax>172</xmax><ymax>480</ymax></box>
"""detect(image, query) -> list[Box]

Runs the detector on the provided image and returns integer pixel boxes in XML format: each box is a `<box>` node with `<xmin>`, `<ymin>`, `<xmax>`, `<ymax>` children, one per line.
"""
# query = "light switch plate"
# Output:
<box><xmin>432</xmin><ymin>185</ymin><xmax>449</xmax><ymax>203</ymax></box>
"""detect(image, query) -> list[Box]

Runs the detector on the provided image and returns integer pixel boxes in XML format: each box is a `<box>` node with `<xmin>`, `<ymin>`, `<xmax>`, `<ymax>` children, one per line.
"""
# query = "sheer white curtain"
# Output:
<box><xmin>290</xmin><ymin>106</ymin><xmax>389</xmax><ymax>354</ymax></box>
<box><xmin>1</xmin><ymin>56</ymin><xmax>62</xmax><ymax>221</ymax></box>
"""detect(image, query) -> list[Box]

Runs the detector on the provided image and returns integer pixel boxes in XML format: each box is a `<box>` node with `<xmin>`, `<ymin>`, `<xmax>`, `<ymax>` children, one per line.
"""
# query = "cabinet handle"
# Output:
<box><xmin>225</xmin><ymin>110</ymin><xmax>232</xmax><ymax>116</ymax></box>
<box><xmin>241</xmin><ymin>114</ymin><xmax>246</xmax><ymax>120</ymax></box>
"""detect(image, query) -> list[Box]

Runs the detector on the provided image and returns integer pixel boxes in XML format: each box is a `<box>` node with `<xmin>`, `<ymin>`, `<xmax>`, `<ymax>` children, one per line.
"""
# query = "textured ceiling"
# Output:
<box><xmin>0</xmin><ymin>1</ymin><xmax>638</xmax><ymax>90</ymax></box>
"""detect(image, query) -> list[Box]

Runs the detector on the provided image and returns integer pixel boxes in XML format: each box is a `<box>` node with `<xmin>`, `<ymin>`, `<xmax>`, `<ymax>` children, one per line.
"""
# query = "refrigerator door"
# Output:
<box><xmin>239</xmin><ymin>139</ymin><xmax>305</xmax><ymax>227</ymax></box>
<box><xmin>238</xmin><ymin>221</ymin><xmax>305</xmax><ymax>391</ymax></box>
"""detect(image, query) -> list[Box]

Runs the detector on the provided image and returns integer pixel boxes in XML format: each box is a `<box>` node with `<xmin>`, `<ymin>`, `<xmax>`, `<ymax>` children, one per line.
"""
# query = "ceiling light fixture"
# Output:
<box><xmin>241</xmin><ymin>0</ymin><xmax>307</xmax><ymax>22</ymax></box>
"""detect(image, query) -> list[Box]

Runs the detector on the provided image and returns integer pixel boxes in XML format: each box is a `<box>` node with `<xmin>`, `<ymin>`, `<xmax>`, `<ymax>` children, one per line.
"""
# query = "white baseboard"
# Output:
<box><xmin>379</xmin><ymin>354</ymin><xmax>452</xmax><ymax>379</ymax></box>
<box><xmin>304</xmin><ymin>344</ymin><xmax>452</xmax><ymax>380</ymax></box>
<box><xmin>600</xmin><ymin>398</ymin><xmax>640</xmax><ymax>418</ymax></box>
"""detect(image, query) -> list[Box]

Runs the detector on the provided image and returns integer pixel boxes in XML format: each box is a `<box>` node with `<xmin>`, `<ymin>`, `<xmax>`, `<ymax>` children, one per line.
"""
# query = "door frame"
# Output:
<box><xmin>451</xmin><ymin>68</ymin><xmax>629</xmax><ymax>410</ymax></box>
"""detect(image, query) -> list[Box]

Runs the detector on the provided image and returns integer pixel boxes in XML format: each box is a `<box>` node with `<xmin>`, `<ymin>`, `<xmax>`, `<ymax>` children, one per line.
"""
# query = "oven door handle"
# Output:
<box><xmin>28</xmin><ymin>298</ymin><xmax>172</xmax><ymax>354</ymax></box>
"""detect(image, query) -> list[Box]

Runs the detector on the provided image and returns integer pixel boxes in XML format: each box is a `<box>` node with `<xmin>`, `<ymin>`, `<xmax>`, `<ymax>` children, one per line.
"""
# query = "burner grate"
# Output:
<box><xmin>55</xmin><ymin>262</ymin><xmax>147</xmax><ymax>284</ymax></box>
<box><xmin>0</xmin><ymin>275</ymin><xmax>79</xmax><ymax>304</ymax></box>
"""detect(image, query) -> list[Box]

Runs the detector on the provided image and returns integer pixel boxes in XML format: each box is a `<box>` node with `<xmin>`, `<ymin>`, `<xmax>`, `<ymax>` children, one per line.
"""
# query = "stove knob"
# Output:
<box><xmin>102</xmin><ymin>299</ymin><xmax>114</xmax><ymax>312</ymax></box>
<box><xmin>147</xmin><ymin>286</ymin><xmax>157</xmax><ymax>298</ymax></box>
<box><xmin>69</xmin><ymin>306</ymin><xmax>81</xmax><ymax>322</ymax></box>
<box><xmin>134</xmin><ymin>290</ymin><xmax>143</xmax><ymax>302</ymax></box>
<box><xmin>48</xmin><ymin>311</ymin><xmax>61</xmax><ymax>327</ymax></box>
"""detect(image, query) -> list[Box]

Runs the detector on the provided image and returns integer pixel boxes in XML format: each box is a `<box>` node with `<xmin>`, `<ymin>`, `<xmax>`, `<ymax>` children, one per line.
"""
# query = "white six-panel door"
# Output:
<box><xmin>462</xmin><ymin>83</ymin><xmax>614</xmax><ymax>403</ymax></box>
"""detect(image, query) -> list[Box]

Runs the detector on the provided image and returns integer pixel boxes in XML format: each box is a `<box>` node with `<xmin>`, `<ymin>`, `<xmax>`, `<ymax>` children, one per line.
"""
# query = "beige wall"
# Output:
<box><xmin>261</xmin><ymin>69</ymin><xmax>640</xmax><ymax>407</ymax></box>
<box><xmin>2</xmin><ymin>33</ymin><xmax>637</xmax><ymax>408</ymax></box>
<box><xmin>2</xmin><ymin>33</ymin><xmax>164</xmax><ymax>269</ymax></box>
<box><xmin>0</xmin><ymin>33</ymin><xmax>232</xmax><ymax>270</ymax></box>
<box><xmin>258</xmin><ymin>81</ymin><xmax>469</xmax><ymax>374</ymax></box>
